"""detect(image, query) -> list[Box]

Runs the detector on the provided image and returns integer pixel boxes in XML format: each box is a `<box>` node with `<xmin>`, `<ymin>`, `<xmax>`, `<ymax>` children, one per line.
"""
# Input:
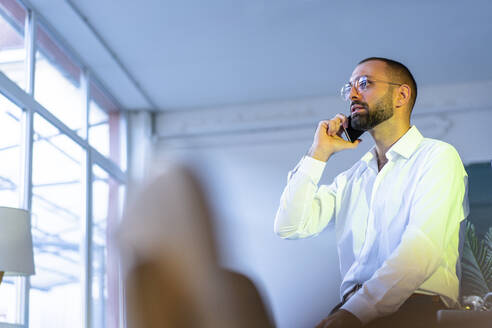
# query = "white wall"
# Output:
<box><xmin>144</xmin><ymin>80</ymin><xmax>492</xmax><ymax>328</ymax></box>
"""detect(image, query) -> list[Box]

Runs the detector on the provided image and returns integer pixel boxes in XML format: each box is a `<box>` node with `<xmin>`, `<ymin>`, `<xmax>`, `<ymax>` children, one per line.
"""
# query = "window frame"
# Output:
<box><xmin>0</xmin><ymin>1</ymin><xmax>128</xmax><ymax>327</ymax></box>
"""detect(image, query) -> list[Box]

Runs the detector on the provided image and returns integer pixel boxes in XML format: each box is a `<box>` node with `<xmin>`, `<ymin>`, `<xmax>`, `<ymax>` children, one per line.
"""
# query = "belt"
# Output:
<box><xmin>407</xmin><ymin>293</ymin><xmax>442</xmax><ymax>304</ymax></box>
<box><xmin>342</xmin><ymin>284</ymin><xmax>442</xmax><ymax>305</ymax></box>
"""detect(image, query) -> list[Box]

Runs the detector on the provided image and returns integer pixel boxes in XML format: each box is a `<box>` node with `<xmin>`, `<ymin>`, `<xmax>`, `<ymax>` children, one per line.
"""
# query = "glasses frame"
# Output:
<box><xmin>340</xmin><ymin>75</ymin><xmax>402</xmax><ymax>101</ymax></box>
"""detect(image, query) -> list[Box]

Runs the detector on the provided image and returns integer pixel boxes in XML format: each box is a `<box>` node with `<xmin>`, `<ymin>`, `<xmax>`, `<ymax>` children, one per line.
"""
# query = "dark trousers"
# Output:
<box><xmin>331</xmin><ymin>294</ymin><xmax>448</xmax><ymax>328</ymax></box>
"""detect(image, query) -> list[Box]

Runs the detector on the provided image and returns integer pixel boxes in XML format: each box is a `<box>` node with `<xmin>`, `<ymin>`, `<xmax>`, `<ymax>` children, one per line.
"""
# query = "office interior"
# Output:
<box><xmin>0</xmin><ymin>0</ymin><xmax>490</xmax><ymax>327</ymax></box>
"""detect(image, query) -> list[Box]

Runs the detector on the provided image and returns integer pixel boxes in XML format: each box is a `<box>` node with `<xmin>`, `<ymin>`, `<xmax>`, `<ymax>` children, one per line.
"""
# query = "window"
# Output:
<box><xmin>0</xmin><ymin>92</ymin><xmax>23</xmax><ymax>325</ymax></box>
<box><xmin>466</xmin><ymin>162</ymin><xmax>492</xmax><ymax>237</ymax></box>
<box><xmin>0</xmin><ymin>92</ymin><xmax>22</xmax><ymax>207</ymax></box>
<box><xmin>89</xmin><ymin>82</ymin><xmax>125</xmax><ymax>167</ymax></box>
<box><xmin>30</xmin><ymin>114</ymin><xmax>84</xmax><ymax>327</ymax></box>
<box><xmin>0</xmin><ymin>0</ymin><xmax>26</xmax><ymax>89</ymax></box>
<box><xmin>34</xmin><ymin>22</ymin><xmax>84</xmax><ymax>135</ymax></box>
<box><xmin>91</xmin><ymin>165</ymin><xmax>124</xmax><ymax>328</ymax></box>
<box><xmin>0</xmin><ymin>1</ymin><xmax>128</xmax><ymax>327</ymax></box>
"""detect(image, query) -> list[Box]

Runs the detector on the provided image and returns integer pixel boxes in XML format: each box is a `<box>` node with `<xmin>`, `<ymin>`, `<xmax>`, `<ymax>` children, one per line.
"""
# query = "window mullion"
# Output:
<box><xmin>24</xmin><ymin>8</ymin><xmax>35</xmax><ymax>96</ymax></box>
<box><xmin>81</xmin><ymin>149</ymin><xmax>93</xmax><ymax>328</ymax></box>
<box><xmin>17</xmin><ymin>7</ymin><xmax>35</xmax><ymax>328</ymax></box>
<box><xmin>81</xmin><ymin>67</ymin><xmax>92</xmax><ymax>328</ymax></box>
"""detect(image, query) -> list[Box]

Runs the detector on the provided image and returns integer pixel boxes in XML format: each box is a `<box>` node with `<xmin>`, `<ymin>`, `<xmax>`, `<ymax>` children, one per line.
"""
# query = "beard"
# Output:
<box><xmin>351</xmin><ymin>90</ymin><xmax>394</xmax><ymax>131</ymax></box>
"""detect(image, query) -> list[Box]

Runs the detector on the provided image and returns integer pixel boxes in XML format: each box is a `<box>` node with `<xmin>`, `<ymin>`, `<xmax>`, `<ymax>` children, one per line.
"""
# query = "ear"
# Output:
<box><xmin>395</xmin><ymin>84</ymin><xmax>411</xmax><ymax>108</ymax></box>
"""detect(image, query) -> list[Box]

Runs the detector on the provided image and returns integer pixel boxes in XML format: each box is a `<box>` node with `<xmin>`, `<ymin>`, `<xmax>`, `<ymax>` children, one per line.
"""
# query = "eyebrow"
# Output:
<box><xmin>349</xmin><ymin>74</ymin><xmax>384</xmax><ymax>83</ymax></box>
<box><xmin>349</xmin><ymin>75</ymin><xmax>369</xmax><ymax>83</ymax></box>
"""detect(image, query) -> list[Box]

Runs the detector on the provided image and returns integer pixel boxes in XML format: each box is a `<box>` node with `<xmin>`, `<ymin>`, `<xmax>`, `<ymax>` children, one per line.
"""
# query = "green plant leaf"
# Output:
<box><xmin>484</xmin><ymin>227</ymin><xmax>492</xmax><ymax>255</ymax></box>
<box><xmin>484</xmin><ymin>227</ymin><xmax>492</xmax><ymax>291</ymax></box>
<box><xmin>461</xmin><ymin>221</ymin><xmax>492</xmax><ymax>296</ymax></box>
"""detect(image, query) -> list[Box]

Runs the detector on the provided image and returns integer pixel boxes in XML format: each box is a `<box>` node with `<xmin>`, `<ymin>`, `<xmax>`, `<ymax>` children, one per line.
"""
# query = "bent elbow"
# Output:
<box><xmin>275</xmin><ymin>228</ymin><xmax>297</xmax><ymax>239</ymax></box>
<box><xmin>274</xmin><ymin>224</ymin><xmax>292</xmax><ymax>239</ymax></box>
<box><xmin>274</xmin><ymin>207</ymin><xmax>308</xmax><ymax>239</ymax></box>
<box><xmin>274</xmin><ymin>219</ymin><xmax>301</xmax><ymax>239</ymax></box>
<box><xmin>274</xmin><ymin>209</ymin><xmax>294</xmax><ymax>238</ymax></box>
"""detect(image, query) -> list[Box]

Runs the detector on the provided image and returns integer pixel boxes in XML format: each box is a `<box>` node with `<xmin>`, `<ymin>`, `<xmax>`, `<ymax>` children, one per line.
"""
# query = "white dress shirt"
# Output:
<box><xmin>274</xmin><ymin>126</ymin><xmax>469</xmax><ymax>324</ymax></box>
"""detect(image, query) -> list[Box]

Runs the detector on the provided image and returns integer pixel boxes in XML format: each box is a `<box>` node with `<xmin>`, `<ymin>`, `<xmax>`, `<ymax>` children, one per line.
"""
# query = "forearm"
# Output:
<box><xmin>274</xmin><ymin>156</ymin><xmax>335</xmax><ymax>239</ymax></box>
<box><xmin>275</xmin><ymin>115</ymin><xmax>361</xmax><ymax>238</ymax></box>
<box><xmin>308</xmin><ymin>145</ymin><xmax>335</xmax><ymax>163</ymax></box>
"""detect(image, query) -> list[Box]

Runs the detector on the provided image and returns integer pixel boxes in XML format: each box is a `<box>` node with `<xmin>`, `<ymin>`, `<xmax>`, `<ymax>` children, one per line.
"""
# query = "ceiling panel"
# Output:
<box><xmin>27</xmin><ymin>0</ymin><xmax>492</xmax><ymax>111</ymax></box>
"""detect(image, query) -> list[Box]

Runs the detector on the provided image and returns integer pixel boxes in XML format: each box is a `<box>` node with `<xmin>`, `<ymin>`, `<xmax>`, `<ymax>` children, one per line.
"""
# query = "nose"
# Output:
<box><xmin>349</xmin><ymin>84</ymin><xmax>361</xmax><ymax>101</ymax></box>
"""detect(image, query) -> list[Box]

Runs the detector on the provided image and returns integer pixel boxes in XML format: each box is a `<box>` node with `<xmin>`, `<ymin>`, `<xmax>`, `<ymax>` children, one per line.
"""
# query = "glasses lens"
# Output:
<box><xmin>358</xmin><ymin>76</ymin><xmax>368</xmax><ymax>90</ymax></box>
<box><xmin>341</xmin><ymin>84</ymin><xmax>350</xmax><ymax>100</ymax></box>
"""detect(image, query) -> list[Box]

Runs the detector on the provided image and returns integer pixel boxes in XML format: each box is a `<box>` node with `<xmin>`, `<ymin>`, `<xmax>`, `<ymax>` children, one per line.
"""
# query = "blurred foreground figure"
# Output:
<box><xmin>117</xmin><ymin>164</ymin><xmax>272</xmax><ymax>328</ymax></box>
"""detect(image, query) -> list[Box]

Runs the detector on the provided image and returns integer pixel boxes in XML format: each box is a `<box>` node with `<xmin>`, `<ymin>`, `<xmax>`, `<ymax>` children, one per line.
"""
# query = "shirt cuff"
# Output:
<box><xmin>297</xmin><ymin>156</ymin><xmax>326</xmax><ymax>183</ymax></box>
<box><xmin>340</xmin><ymin>293</ymin><xmax>378</xmax><ymax>325</ymax></box>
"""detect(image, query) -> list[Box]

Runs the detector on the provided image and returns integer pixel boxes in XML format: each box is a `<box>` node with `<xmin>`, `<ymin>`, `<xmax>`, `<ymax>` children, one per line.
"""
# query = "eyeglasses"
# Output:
<box><xmin>340</xmin><ymin>75</ymin><xmax>402</xmax><ymax>101</ymax></box>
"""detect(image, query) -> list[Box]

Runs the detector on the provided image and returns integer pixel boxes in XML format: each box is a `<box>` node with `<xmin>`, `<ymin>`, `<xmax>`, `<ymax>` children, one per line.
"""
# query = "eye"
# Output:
<box><xmin>358</xmin><ymin>77</ymin><xmax>369</xmax><ymax>89</ymax></box>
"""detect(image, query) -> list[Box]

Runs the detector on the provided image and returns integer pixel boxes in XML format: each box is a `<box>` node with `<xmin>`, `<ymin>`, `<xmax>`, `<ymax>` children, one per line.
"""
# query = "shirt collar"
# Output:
<box><xmin>360</xmin><ymin>126</ymin><xmax>423</xmax><ymax>166</ymax></box>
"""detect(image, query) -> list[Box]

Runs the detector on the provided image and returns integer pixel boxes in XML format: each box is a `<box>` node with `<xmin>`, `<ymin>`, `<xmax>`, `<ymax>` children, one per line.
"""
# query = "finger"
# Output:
<box><xmin>327</xmin><ymin>121</ymin><xmax>334</xmax><ymax>136</ymax></box>
<box><xmin>316</xmin><ymin>121</ymin><xmax>329</xmax><ymax>136</ymax></box>
<box><xmin>328</xmin><ymin>118</ymin><xmax>342</xmax><ymax>136</ymax></box>
<box><xmin>317</xmin><ymin>121</ymin><xmax>328</xmax><ymax>132</ymax></box>
<box><xmin>348</xmin><ymin>139</ymin><xmax>362</xmax><ymax>148</ymax></box>
<box><xmin>332</xmin><ymin>136</ymin><xmax>361</xmax><ymax>150</ymax></box>
<box><xmin>335</xmin><ymin>113</ymin><xmax>348</xmax><ymax>129</ymax></box>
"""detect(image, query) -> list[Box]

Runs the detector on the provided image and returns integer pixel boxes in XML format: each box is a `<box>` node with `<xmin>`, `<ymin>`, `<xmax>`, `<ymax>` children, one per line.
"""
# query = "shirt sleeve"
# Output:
<box><xmin>274</xmin><ymin>156</ymin><xmax>338</xmax><ymax>239</ymax></box>
<box><xmin>341</xmin><ymin>144</ymin><xmax>469</xmax><ymax>324</ymax></box>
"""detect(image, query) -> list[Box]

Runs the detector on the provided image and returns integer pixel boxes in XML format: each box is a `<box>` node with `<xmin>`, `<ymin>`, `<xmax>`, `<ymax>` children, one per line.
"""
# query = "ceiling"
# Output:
<box><xmin>26</xmin><ymin>0</ymin><xmax>492</xmax><ymax>111</ymax></box>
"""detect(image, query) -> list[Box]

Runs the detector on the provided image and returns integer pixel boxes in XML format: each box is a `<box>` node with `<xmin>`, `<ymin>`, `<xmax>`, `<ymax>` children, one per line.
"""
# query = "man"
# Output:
<box><xmin>274</xmin><ymin>58</ymin><xmax>469</xmax><ymax>328</ymax></box>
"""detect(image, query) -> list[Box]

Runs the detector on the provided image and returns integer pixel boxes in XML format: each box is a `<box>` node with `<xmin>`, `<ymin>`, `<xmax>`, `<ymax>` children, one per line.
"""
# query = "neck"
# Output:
<box><xmin>369</xmin><ymin>118</ymin><xmax>411</xmax><ymax>165</ymax></box>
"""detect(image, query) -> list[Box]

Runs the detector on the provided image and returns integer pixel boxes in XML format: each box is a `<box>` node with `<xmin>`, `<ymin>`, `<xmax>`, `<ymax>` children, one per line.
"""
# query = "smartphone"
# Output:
<box><xmin>342</xmin><ymin>116</ymin><xmax>364</xmax><ymax>142</ymax></box>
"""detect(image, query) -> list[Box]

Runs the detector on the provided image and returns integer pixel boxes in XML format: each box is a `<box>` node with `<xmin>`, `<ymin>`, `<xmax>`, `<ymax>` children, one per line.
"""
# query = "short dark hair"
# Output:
<box><xmin>358</xmin><ymin>57</ymin><xmax>417</xmax><ymax>112</ymax></box>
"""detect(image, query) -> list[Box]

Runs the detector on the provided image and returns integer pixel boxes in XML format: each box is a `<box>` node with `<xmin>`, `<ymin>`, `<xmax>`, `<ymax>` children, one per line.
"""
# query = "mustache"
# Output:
<box><xmin>350</xmin><ymin>101</ymin><xmax>368</xmax><ymax>109</ymax></box>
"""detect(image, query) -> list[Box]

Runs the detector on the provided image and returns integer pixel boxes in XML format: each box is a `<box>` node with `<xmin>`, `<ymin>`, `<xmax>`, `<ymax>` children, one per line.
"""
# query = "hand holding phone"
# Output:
<box><xmin>342</xmin><ymin>116</ymin><xmax>364</xmax><ymax>143</ymax></box>
<box><xmin>308</xmin><ymin>114</ymin><xmax>363</xmax><ymax>162</ymax></box>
